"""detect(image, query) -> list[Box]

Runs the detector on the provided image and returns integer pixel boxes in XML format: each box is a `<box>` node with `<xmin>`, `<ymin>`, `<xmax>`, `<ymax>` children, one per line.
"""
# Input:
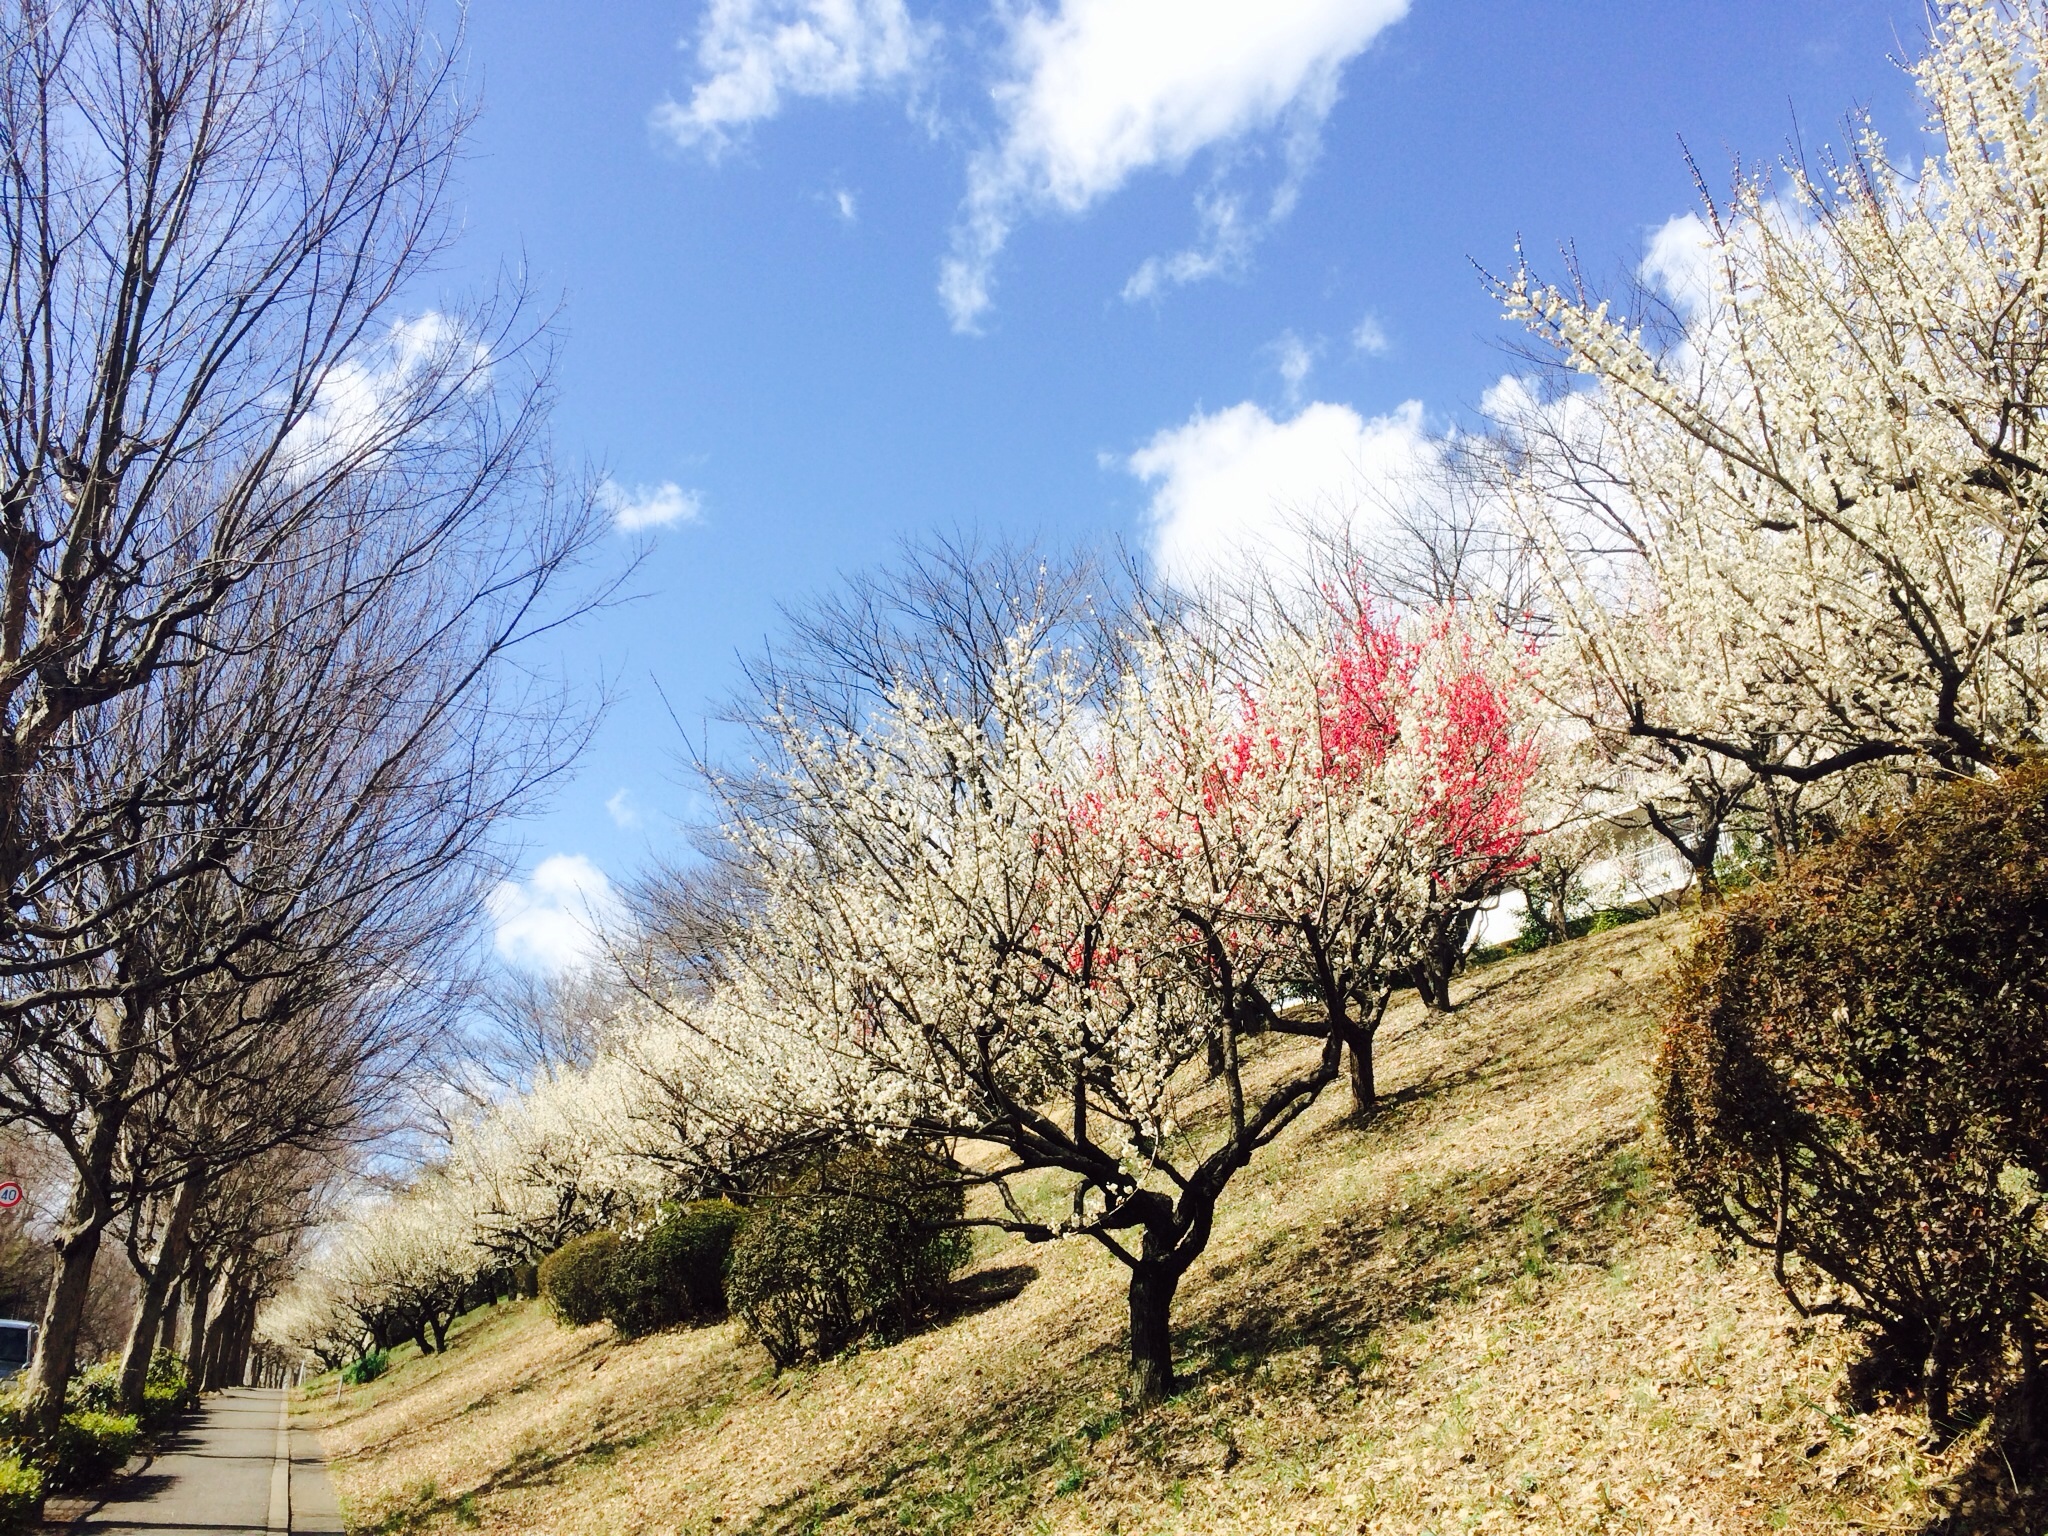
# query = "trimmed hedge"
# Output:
<box><xmin>1662</xmin><ymin>762</ymin><xmax>2048</xmax><ymax>1432</ymax></box>
<box><xmin>538</xmin><ymin>1203</ymin><xmax>747</xmax><ymax>1337</ymax></box>
<box><xmin>0</xmin><ymin>1455</ymin><xmax>41</xmax><ymax>1534</ymax></box>
<box><xmin>538</xmin><ymin>1231</ymin><xmax>620</xmax><ymax>1327</ymax></box>
<box><xmin>604</xmin><ymin>1201</ymin><xmax>745</xmax><ymax>1338</ymax></box>
<box><xmin>727</xmin><ymin>1146</ymin><xmax>970</xmax><ymax>1368</ymax></box>
<box><xmin>64</xmin><ymin>1351</ymin><xmax>192</xmax><ymax>1433</ymax></box>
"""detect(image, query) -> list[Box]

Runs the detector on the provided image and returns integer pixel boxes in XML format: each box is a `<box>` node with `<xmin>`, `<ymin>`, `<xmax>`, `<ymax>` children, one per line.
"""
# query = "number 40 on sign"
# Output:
<box><xmin>0</xmin><ymin>1181</ymin><xmax>21</xmax><ymax>1208</ymax></box>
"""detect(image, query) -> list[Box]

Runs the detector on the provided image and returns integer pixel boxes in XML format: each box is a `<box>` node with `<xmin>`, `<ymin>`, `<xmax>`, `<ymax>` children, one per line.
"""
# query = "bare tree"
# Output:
<box><xmin>0</xmin><ymin>0</ymin><xmax>522</xmax><ymax>905</ymax></box>
<box><xmin>0</xmin><ymin>0</ymin><xmax>607</xmax><ymax>1429</ymax></box>
<box><xmin>4</xmin><ymin>554</ymin><xmax>594</xmax><ymax>1426</ymax></box>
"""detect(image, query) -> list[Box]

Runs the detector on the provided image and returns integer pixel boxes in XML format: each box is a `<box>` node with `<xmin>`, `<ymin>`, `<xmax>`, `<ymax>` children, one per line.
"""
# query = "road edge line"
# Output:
<box><xmin>266</xmin><ymin>1390</ymin><xmax>291</xmax><ymax>1531</ymax></box>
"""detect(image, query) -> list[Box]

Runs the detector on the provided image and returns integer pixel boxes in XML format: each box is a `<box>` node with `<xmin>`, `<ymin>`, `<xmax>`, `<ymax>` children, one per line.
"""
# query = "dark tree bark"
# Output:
<box><xmin>1410</xmin><ymin>903</ymin><xmax>1480</xmax><ymax>1014</ymax></box>
<box><xmin>1347</xmin><ymin>1036</ymin><xmax>1378</xmax><ymax>1118</ymax></box>
<box><xmin>118</xmin><ymin>1170</ymin><xmax>205</xmax><ymax>1411</ymax></box>
<box><xmin>22</xmin><ymin>994</ymin><xmax>147</xmax><ymax>1433</ymax></box>
<box><xmin>182</xmin><ymin>1256</ymin><xmax>211</xmax><ymax>1387</ymax></box>
<box><xmin>157</xmin><ymin>1280</ymin><xmax>181</xmax><ymax>1355</ymax></box>
<box><xmin>1124</xmin><ymin>1253</ymin><xmax>1181</xmax><ymax>1406</ymax></box>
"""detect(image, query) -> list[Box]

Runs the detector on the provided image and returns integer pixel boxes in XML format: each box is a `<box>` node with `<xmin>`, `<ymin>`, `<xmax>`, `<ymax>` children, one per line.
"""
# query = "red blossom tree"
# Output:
<box><xmin>686</xmin><ymin>563</ymin><xmax>1542</xmax><ymax>1401</ymax></box>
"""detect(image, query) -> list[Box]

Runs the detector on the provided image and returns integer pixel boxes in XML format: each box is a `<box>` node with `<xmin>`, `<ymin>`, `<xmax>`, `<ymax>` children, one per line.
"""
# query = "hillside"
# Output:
<box><xmin>295</xmin><ymin>918</ymin><xmax>2037</xmax><ymax>1535</ymax></box>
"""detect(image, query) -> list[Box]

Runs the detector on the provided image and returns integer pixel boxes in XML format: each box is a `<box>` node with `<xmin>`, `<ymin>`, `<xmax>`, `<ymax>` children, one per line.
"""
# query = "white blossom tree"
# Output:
<box><xmin>1494</xmin><ymin>0</ymin><xmax>2048</xmax><ymax>807</ymax></box>
<box><xmin>324</xmin><ymin>1179</ymin><xmax>488</xmax><ymax>1357</ymax></box>
<box><xmin>657</xmin><ymin>571</ymin><xmax>1539</xmax><ymax>1402</ymax></box>
<box><xmin>439</xmin><ymin>1058</ymin><xmax>666</xmax><ymax>1269</ymax></box>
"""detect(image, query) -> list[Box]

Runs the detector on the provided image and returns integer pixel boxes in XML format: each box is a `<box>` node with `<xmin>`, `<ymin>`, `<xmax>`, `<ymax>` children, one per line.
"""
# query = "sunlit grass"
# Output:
<box><xmin>300</xmin><ymin>919</ymin><xmax>2013</xmax><ymax>1534</ymax></box>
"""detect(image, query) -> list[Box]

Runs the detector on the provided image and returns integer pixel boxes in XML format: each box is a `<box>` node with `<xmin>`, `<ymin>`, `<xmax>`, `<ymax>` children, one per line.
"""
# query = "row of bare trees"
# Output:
<box><xmin>0</xmin><ymin>0</ymin><xmax>605</xmax><ymax>1433</ymax></box>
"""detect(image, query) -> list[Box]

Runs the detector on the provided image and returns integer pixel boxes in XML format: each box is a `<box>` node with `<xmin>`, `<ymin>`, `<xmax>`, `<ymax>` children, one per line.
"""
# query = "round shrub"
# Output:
<box><xmin>137</xmin><ymin>1350</ymin><xmax>193</xmax><ymax>1431</ymax></box>
<box><xmin>339</xmin><ymin>1348</ymin><xmax>389</xmax><ymax>1386</ymax></box>
<box><xmin>0</xmin><ymin>1454</ymin><xmax>42</xmax><ymax>1534</ymax></box>
<box><xmin>37</xmin><ymin>1410</ymin><xmax>139</xmax><ymax>1492</ymax></box>
<box><xmin>1661</xmin><ymin>763</ymin><xmax>2048</xmax><ymax>1432</ymax></box>
<box><xmin>538</xmin><ymin>1230</ymin><xmax>620</xmax><ymax>1327</ymax></box>
<box><xmin>603</xmin><ymin>1200</ymin><xmax>745</xmax><ymax>1338</ymax></box>
<box><xmin>726</xmin><ymin>1146</ymin><xmax>971</xmax><ymax>1368</ymax></box>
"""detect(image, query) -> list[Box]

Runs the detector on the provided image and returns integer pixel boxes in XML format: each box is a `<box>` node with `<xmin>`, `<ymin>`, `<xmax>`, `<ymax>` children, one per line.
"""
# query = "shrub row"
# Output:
<box><xmin>540</xmin><ymin>1200</ymin><xmax>745</xmax><ymax>1337</ymax></box>
<box><xmin>67</xmin><ymin>1351</ymin><xmax>193</xmax><ymax>1433</ymax></box>
<box><xmin>727</xmin><ymin>1147</ymin><xmax>969</xmax><ymax>1368</ymax></box>
<box><xmin>537</xmin><ymin>1147</ymin><xmax>971</xmax><ymax>1368</ymax></box>
<box><xmin>1663</xmin><ymin>762</ymin><xmax>2048</xmax><ymax>1433</ymax></box>
<box><xmin>0</xmin><ymin>1394</ymin><xmax>140</xmax><ymax>1497</ymax></box>
<box><xmin>0</xmin><ymin>1348</ymin><xmax>191</xmax><ymax>1513</ymax></box>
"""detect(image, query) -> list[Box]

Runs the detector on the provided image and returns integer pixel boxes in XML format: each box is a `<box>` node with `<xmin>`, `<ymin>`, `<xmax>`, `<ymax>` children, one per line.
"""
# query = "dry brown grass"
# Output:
<box><xmin>300</xmin><ymin>918</ymin><xmax>2042</xmax><ymax>1535</ymax></box>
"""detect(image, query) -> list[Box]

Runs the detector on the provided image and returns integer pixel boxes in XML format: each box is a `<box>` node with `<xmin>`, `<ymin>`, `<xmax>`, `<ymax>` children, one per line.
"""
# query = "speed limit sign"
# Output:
<box><xmin>0</xmin><ymin>1181</ymin><xmax>21</xmax><ymax>1208</ymax></box>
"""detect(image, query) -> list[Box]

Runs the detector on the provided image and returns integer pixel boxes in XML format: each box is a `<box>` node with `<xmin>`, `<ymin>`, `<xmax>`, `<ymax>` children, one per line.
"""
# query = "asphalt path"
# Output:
<box><xmin>48</xmin><ymin>1387</ymin><xmax>343</xmax><ymax>1535</ymax></box>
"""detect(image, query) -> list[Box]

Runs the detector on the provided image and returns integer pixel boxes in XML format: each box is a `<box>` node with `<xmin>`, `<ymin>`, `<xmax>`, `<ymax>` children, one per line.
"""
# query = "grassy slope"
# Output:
<box><xmin>298</xmin><ymin>919</ymin><xmax>2033</xmax><ymax>1535</ymax></box>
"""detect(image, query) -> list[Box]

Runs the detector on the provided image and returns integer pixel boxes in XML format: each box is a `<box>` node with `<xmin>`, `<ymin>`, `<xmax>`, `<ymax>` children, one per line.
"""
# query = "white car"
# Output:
<box><xmin>0</xmin><ymin>1319</ymin><xmax>33</xmax><ymax>1381</ymax></box>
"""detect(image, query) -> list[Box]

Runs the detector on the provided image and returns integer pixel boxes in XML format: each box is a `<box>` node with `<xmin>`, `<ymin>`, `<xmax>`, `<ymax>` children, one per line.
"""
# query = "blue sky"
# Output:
<box><xmin>450</xmin><ymin>0</ymin><xmax>1927</xmax><ymax>969</ymax></box>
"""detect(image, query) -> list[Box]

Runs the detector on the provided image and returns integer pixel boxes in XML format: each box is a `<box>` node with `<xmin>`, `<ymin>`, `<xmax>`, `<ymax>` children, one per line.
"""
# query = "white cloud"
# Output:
<box><xmin>943</xmin><ymin>0</ymin><xmax>1408</xmax><ymax>330</ymax></box>
<box><xmin>486</xmin><ymin>854</ymin><xmax>624</xmax><ymax>973</ymax></box>
<box><xmin>1269</xmin><ymin>329</ymin><xmax>1319</xmax><ymax>400</ymax></box>
<box><xmin>834</xmin><ymin>187</ymin><xmax>859</xmax><ymax>222</ymax></box>
<box><xmin>1351</xmin><ymin>312</ymin><xmax>1389</xmax><ymax>355</ymax></box>
<box><xmin>1121</xmin><ymin>188</ymin><xmax>1257</xmax><ymax>302</ymax></box>
<box><xmin>1640</xmin><ymin>212</ymin><xmax>1717</xmax><ymax>320</ymax></box>
<box><xmin>653</xmin><ymin>0</ymin><xmax>930</xmax><ymax>157</ymax></box>
<box><xmin>1129</xmin><ymin>397</ymin><xmax>1440</xmax><ymax>589</ymax></box>
<box><xmin>598</xmin><ymin>478</ymin><xmax>702</xmax><ymax>532</ymax></box>
<box><xmin>283</xmin><ymin>312</ymin><xmax>490</xmax><ymax>479</ymax></box>
<box><xmin>605</xmin><ymin>788</ymin><xmax>641</xmax><ymax>829</ymax></box>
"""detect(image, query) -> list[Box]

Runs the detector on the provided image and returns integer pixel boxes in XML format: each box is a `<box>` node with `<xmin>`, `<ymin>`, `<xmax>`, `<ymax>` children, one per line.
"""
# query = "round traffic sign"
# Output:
<box><xmin>0</xmin><ymin>1181</ymin><xmax>21</xmax><ymax>1208</ymax></box>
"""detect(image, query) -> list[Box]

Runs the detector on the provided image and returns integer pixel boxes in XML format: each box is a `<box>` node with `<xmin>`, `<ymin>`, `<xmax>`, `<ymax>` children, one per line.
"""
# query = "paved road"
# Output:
<box><xmin>48</xmin><ymin>1387</ymin><xmax>344</xmax><ymax>1534</ymax></box>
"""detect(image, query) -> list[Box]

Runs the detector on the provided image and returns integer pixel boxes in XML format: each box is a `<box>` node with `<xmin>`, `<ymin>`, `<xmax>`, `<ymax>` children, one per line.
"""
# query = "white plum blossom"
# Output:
<box><xmin>1497</xmin><ymin>0</ymin><xmax>2048</xmax><ymax>806</ymax></box>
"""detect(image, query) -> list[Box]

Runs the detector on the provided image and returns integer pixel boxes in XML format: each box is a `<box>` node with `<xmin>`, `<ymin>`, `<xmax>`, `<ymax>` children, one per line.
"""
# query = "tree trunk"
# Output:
<box><xmin>210</xmin><ymin>1305</ymin><xmax>235</xmax><ymax>1390</ymax></box>
<box><xmin>22</xmin><ymin>998</ymin><xmax>148</xmax><ymax>1433</ymax></box>
<box><xmin>118</xmin><ymin>1172</ymin><xmax>205</xmax><ymax>1411</ymax></box>
<box><xmin>225</xmin><ymin>1296</ymin><xmax>255</xmax><ymax>1388</ymax></box>
<box><xmin>1693</xmin><ymin>858</ymin><xmax>1722</xmax><ymax>909</ymax></box>
<box><xmin>1923</xmin><ymin>1330</ymin><xmax>1953</xmax><ymax>1444</ymax></box>
<box><xmin>240</xmin><ymin>1309</ymin><xmax>257</xmax><ymax>1386</ymax></box>
<box><xmin>158</xmin><ymin>1279</ymin><xmax>182</xmax><ymax>1354</ymax></box>
<box><xmin>1126</xmin><ymin>1261</ymin><xmax>1179</xmax><ymax>1407</ymax></box>
<box><xmin>199</xmin><ymin>1307</ymin><xmax>225</xmax><ymax>1390</ymax></box>
<box><xmin>25</xmin><ymin>1215</ymin><xmax>106</xmax><ymax>1430</ymax></box>
<box><xmin>183</xmin><ymin>1257</ymin><xmax>211</xmax><ymax>1386</ymax></box>
<box><xmin>1347</xmin><ymin>1019</ymin><xmax>1381</xmax><ymax>1119</ymax></box>
<box><xmin>1413</xmin><ymin>905</ymin><xmax>1476</xmax><ymax>1011</ymax></box>
<box><xmin>1411</xmin><ymin>965</ymin><xmax>1448</xmax><ymax>1013</ymax></box>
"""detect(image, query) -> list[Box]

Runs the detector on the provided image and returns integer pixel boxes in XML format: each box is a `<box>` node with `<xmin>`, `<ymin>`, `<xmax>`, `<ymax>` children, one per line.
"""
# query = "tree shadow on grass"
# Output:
<box><xmin>1175</xmin><ymin>1128</ymin><xmax>1654</xmax><ymax>1382</ymax></box>
<box><xmin>727</xmin><ymin>1131</ymin><xmax>1663</xmax><ymax>1536</ymax></box>
<box><xmin>405</xmin><ymin>1265</ymin><xmax>1054</xmax><ymax>1533</ymax></box>
<box><xmin>932</xmin><ymin>1263</ymin><xmax>1039</xmax><ymax>1326</ymax></box>
<box><xmin>724</xmin><ymin>932</ymin><xmax>1684</xmax><ymax>1534</ymax></box>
